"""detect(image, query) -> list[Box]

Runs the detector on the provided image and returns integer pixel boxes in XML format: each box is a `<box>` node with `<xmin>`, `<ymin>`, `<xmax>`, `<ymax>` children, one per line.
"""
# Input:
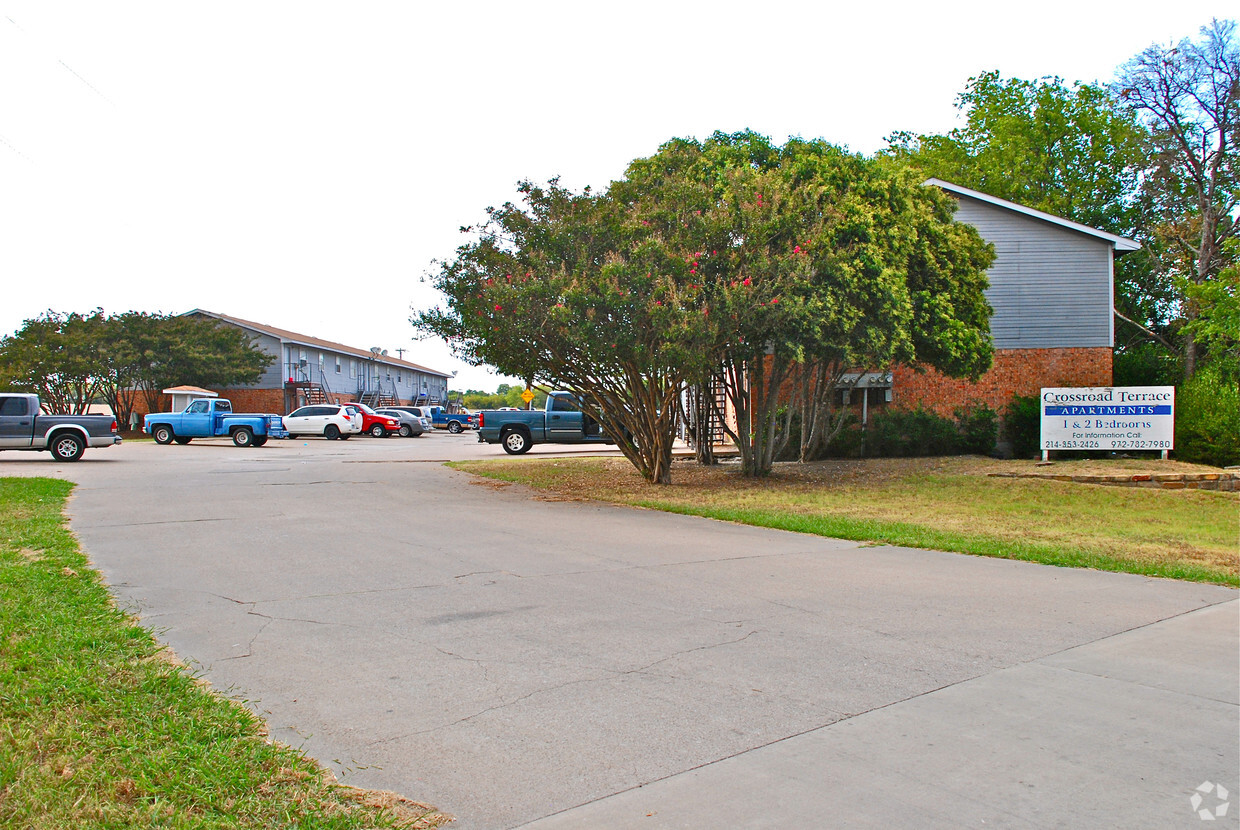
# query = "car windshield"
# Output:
<box><xmin>350</xmin><ymin>403</ymin><xmax>377</xmax><ymax>414</ymax></box>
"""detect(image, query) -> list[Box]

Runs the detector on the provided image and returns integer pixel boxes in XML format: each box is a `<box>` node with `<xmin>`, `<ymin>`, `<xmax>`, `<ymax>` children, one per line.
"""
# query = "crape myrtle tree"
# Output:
<box><xmin>416</xmin><ymin>133</ymin><xmax>994</xmax><ymax>481</ymax></box>
<box><xmin>627</xmin><ymin>133</ymin><xmax>994</xmax><ymax>476</ymax></box>
<box><xmin>0</xmin><ymin>310</ymin><xmax>110</xmax><ymax>414</ymax></box>
<box><xmin>414</xmin><ymin>178</ymin><xmax>718</xmax><ymax>484</ymax></box>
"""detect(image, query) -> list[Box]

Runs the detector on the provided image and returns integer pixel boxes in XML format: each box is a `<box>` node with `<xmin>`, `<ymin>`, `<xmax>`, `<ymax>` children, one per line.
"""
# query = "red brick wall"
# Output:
<box><xmin>893</xmin><ymin>347</ymin><xmax>1113</xmax><ymax>417</ymax></box>
<box><xmin>216</xmin><ymin>388</ymin><xmax>285</xmax><ymax>414</ymax></box>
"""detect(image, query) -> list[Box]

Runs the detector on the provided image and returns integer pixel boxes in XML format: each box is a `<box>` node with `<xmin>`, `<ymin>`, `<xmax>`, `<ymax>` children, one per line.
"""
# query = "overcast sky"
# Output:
<box><xmin>1</xmin><ymin>2</ymin><xmax>1227</xmax><ymax>391</ymax></box>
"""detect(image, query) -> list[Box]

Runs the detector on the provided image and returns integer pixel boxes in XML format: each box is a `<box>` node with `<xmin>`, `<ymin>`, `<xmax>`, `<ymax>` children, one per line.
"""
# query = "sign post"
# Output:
<box><xmin>1040</xmin><ymin>387</ymin><xmax>1175</xmax><ymax>461</ymax></box>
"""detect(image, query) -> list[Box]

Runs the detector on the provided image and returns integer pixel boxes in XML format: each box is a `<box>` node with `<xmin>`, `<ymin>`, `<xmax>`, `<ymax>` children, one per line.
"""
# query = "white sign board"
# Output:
<box><xmin>1040</xmin><ymin>387</ymin><xmax>1175</xmax><ymax>451</ymax></box>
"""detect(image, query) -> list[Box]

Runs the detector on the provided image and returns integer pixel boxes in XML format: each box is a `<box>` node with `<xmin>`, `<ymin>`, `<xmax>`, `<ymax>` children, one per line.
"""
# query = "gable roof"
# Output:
<box><xmin>184</xmin><ymin>309</ymin><xmax>452</xmax><ymax>378</ymax></box>
<box><xmin>925</xmin><ymin>178</ymin><xmax>1141</xmax><ymax>253</ymax></box>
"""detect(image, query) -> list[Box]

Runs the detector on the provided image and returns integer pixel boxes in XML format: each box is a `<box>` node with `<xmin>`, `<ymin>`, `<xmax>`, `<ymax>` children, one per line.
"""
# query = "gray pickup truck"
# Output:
<box><xmin>475</xmin><ymin>392</ymin><xmax>615</xmax><ymax>454</ymax></box>
<box><xmin>0</xmin><ymin>392</ymin><xmax>122</xmax><ymax>461</ymax></box>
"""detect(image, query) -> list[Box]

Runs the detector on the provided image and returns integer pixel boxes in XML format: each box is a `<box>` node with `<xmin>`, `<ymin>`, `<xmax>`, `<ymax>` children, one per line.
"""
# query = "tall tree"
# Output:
<box><xmin>134</xmin><ymin>315</ymin><xmax>274</xmax><ymax>413</ymax></box>
<box><xmin>414</xmin><ymin>177</ymin><xmax>718</xmax><ymax>484</ymax></box>
<box><xmin>1</xmin><ymin>311</ymin><xmax>273</xmax><ymax>418</ymax></box>
<box><xmin>0</xmin><ymin>310</ymin><xmax>109</xmax><ymax>414</ymax></box>
<box><xmin>1115</xmin><ymin>18</ymin><xmax>1239</xmax><ymax>378</ymax></box>
<box><xmin>416</xmin><ymin>133</ymin><xmax>994</xmax><ymax>480</ymax></box>
<box><xmin>682</xmin><ymin>134</ymin><xmax>993</xmax><ymax>474</ymax></box>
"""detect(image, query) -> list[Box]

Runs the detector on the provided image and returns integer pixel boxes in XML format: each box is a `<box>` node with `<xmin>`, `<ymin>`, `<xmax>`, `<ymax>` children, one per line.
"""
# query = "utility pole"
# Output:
<box><xmin>395</xmin><ymin>348</ymin><xmax>406</xmax><ymax>360</ymax></box>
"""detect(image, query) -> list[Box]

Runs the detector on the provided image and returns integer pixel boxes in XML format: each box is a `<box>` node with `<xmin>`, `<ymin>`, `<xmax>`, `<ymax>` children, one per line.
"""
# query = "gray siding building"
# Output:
<box><xmin>928</xmin><ymin>179</ymin><xmax>1140</xmax><ymax>350</ymax></box>
<box><xmin>183</xmin><ymin>310</ymin><xmax>453</xmax><ymax>413</ymax></box>
<box><xmin>891</xmin><ymin>181</ymin><xmax>1140</xmax><ymax>417</ymax></box>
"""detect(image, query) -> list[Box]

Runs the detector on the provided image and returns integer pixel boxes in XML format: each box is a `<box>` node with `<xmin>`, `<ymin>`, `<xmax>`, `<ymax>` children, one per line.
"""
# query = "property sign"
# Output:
<box><xmin>1040</xmin><ymin>387</ymin><xmax>1175</xmax><ymax>451</ymax></box>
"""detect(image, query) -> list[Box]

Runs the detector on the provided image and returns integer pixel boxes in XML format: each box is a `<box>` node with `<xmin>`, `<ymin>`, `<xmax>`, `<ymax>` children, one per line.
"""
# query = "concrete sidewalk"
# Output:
<box><xmin>520</xmin><ymin>601</ymin><xmax>1239</xmax><ymax>829</ymax></box>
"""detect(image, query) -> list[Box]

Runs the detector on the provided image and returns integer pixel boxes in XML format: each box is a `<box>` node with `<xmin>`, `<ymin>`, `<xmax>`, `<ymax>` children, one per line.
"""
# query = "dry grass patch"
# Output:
<box><xmin>452</xmin><ymin>455</ymin><xmax>1239</xmax><ymax>585</ymax></box>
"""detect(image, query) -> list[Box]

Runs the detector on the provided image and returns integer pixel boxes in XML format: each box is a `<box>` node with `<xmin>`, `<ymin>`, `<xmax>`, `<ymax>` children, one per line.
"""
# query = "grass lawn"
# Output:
<box><xmin>0</xmin><ymin>477</ymin><xmax>448</xmax><ymax>829</ymax></box>
<box><xmin>451</xmin><ymin>455</ymin><xmax>1240</xmax><ymax>587</ymax></box>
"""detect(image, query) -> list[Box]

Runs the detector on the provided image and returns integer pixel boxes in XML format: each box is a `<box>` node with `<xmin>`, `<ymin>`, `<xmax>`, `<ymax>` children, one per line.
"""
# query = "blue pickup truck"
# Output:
<box><xmin>476</xmin><ymin>392</ymin><xmax>615</xmax><ymax>454</ymax></box>
<box><xmin>144</xmin><ymin>398</ymin><xmax>287</xmax><ymax>447</ymax></box>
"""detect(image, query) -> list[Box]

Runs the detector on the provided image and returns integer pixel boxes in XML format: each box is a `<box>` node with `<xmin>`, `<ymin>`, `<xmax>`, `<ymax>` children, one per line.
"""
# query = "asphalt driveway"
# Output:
<box><xmin>3</xmin><ymin>434</ymin><xmax>1236</xmax><ymax>828</ymax></box>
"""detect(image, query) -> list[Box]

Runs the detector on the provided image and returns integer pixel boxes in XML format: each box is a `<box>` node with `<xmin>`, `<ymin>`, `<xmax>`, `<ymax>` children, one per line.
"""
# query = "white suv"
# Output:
<box><xmin>282</xmin><ymin>404</ymin><xmax>362</xmax><ymax>440</ymax></box>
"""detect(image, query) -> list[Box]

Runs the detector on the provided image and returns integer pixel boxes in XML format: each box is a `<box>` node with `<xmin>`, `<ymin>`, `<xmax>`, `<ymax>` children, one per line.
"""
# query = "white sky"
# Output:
<box><xmin>1</xmin><ymin>1</ymin><xmax>1226</xmax><ymax>391</ymax></box>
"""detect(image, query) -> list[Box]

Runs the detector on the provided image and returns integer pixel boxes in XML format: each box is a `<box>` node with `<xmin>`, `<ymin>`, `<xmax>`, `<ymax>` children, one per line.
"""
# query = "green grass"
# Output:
<box><xmin>0</xmin><ymin>477</ymin><xmax>446</xmax><ymax>829</ymax></box>
<box><xmin>451</xmin><ymin>457</ymin><xmax>1240</xmax><ymax>587</ymax></box>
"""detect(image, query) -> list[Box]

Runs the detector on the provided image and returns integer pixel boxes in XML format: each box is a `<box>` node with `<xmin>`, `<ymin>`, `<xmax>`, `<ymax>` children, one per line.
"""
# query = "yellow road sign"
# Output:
<box><xmin>521</xmin><ymin>389</ymin><xmax>535</xmax><ymax>403</ymax></box>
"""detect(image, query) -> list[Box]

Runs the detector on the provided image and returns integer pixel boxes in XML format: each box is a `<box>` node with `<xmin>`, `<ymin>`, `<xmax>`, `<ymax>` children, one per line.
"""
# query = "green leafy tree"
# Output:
<box><xmin>418</xmin><ymin>133</ymin><xmax>994</xmax><ymax>481</ymax></box>
<box><xmin>1115</xmin><ymin>18</ymin><xmax>1239</xmax><ymax>379</ymax></box>
<box><xmin>414</xmin><ymin>178</ymin><xmax>718</xmax><ymax>484</ymax></box>
<box><xmin>96</xmin><ymin>311</ymin><xmax>162</xmax><ymax>430</ymax></box>
<box><xmin>134</xmin><ymin>315</ymin><xmax>274</xmax><ymax>413</ymax></box>
<box><xmin>621</xmin><ymin>132</ymin><xmax>993</xmax><ymax>476</ymax></box>
<box><xmin>0</xmin><ymin>310</ymin><xmax>110</xmax><ymax>414</ymax></box>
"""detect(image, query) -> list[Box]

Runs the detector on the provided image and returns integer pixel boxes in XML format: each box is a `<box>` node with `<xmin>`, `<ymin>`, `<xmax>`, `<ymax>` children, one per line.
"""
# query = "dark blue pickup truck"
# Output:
<box><xmin>475</xmin><ymin>392</ymin><xmax>615</xmax><ymax>454</ymax></box>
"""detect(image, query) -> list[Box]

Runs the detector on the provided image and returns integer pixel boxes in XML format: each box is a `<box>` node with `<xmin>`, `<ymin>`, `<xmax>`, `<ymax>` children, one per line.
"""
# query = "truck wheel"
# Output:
<box><xmin>398</xmin><ymin>424</ymin><xmax>412</xmax><ymax>437</ymax></box>
<box><xmin>152</xmin><ymin>425</ymin><xmax>175</xmax><ymax>445</ymax></box>
<box><xmin>49</xmin><ymin>433</ymin><xmax>85</xmax><ymax>462</ymax></box>
<box><xmin>252</xmin><ymin>436</ymin><xmax>268</xmax><ymax>447</ymax></box>
<box><xmin>502</xmin><ymin>429</ymin><xmax>531</xmax><ymax>455</ymax></box>
<box><xmin>174</xmin><ymin>436</ymin><xmax>192</xmax><ymax>445</ymax></box>
<box><xmin>448</xmin><ymin>420</ymin><xmax>463</xmax><ymax>434</ymax></box>
<box><xmin>324</xmin><ymin>424</ymin><xmax>341</xmax><ymax>440</ymax></box>
<box><xmin>232</xmin><ymin>427</ymin><xmax>254</xmax><ymax>447</ymax></box>
<box><xmin>369</xmin><ymin>423</ymin><xmax>387</xmax><ymax>438</ymax></box>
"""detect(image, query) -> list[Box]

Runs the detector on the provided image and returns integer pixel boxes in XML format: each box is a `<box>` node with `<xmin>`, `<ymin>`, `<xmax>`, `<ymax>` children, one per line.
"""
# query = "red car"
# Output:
<box><xmin>343</xmin><ymin>402</ymin><xmax>402</xmax><ymax>437</ymax></box>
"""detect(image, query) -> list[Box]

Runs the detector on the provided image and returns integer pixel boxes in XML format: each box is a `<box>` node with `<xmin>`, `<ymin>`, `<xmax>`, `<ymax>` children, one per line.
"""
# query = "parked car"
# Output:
<box><xmin>282</xmin><ymin>404</ymin><xmax>362</xmax><ymax>440</ymax></box>
<box><xmin>342</xmin><ymin>402</ymin><xmax>402</xmax><ymax>437</ymax></box>
<box><xmin>375</xmin><ymin>408</ymin><xmax>425</xmax><ymax>437</ymax></box>
<box><xmin>475</xmin><ymin>391</ymin><xmax>615</xmax><ymax>454</ymax></box>
<box><xmin>0</xmin><ymin>392</ymin><xmax>121</xmax><ymax>462</ymax></box>
<box><xmin>144</xmin><ymin>398</ymin><xmax>287</xmax><ymax>447</ymax></box>
<box><xmin>425</xmin><ymin>405</ymin><xmax>476</xmax><ymax>433</ymax></box>
<box><xmin>384</xmin><ymin>405</ymin><xmax>434</xmax><ymax>433</ymax></box>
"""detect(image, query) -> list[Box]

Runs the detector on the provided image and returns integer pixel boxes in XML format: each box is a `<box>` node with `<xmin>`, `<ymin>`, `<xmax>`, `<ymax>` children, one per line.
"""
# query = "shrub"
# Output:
<box><xmin>1175</xmin><ymin>363</ymin><xmax>1240</xmax><ymax>467</ymax></box>
<box><xmin>865</xmin><ymin>407</ymin><xmax>959</xmax><ymax>457</ymax></box>
<box><xmin>1003</xmin><ymin>394</ymin><xmax>1041</xmax><ymax>459</ymax></box>
<box><xmin>955</xmin><ymin>403</ymin><xmax>998</xmax><ymax>455</ymax></box>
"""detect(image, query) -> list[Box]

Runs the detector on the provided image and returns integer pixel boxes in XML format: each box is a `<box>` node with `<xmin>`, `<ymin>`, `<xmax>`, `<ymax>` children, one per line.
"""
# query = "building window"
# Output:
<box><xmin>335</xmin><ymin>357</ymin><xmax>341</xmax><ymax>374</ymax></box>
<box><xmin>350</xmin><ymin>360</ymin><xmax>357</xmax><ymax>379</ymax></box>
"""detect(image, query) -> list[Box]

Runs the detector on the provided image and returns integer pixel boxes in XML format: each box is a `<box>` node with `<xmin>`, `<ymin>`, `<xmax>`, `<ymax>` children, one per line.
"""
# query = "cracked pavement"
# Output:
<box><xmin>3</xmin><ymin>435</ymin><xmax>1236</xmax><ymax>829</ymax></box>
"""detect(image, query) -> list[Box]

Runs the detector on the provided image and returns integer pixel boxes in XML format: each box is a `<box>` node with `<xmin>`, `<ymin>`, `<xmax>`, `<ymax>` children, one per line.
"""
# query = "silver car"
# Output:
<box><xmin>383</xmin><ymin>406</ymin><xmax>434</xmax><ymax>434</ymax></box>
<box><xmin>376</xmin><ymin>408</ymin><xmax>425</xmax><ymax>438</ymax></box>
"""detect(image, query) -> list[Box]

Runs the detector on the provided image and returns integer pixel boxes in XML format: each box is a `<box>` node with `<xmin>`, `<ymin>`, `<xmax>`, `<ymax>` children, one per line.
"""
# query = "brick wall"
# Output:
<box><xmin>216</xmin><ymin>388</ymin><xmax>285</xmax><ymax>414</ymax></box>
<box><xmin>893</xmin><ymin>347</ymin><xmax>1113</xmax><ymax>417</ymax></box>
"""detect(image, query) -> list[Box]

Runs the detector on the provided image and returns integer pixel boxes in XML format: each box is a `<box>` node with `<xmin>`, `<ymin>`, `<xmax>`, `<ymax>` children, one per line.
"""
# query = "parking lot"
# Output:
<box><xmin>3</xmin><ymin>433</ymin><xmax>1237</xmax><ymax>829</ymax></box>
